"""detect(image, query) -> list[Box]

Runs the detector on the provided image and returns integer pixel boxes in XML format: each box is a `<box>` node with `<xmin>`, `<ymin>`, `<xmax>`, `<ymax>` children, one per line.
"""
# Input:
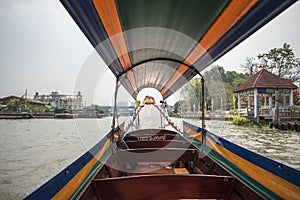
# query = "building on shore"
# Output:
<box><xmin>34</xmin><ymin>91</ymin><xmax>83</xmax><ymax>110</ymax></box>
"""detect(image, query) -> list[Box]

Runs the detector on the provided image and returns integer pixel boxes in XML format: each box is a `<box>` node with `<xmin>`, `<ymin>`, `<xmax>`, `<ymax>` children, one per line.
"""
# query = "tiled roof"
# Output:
<box><xmin>235</xmin><ymin>69</ymin><xmax>298</xmax><ymax>92</ymax></box>
<box><xmin>27</xmin><ymin>98</ymin><xmax>48</xmax><ymax>105</ymax></box>
<box><xmin>0</xmin><ymin>95</ymin><xmax>48</xmax><ymax>105</ymax></box>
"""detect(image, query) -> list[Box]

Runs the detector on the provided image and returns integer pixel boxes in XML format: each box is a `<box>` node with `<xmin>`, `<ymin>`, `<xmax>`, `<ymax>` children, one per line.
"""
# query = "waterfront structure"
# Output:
<box><xmin>235</xmin><ymin>69</ymin><xmax>298</xmax><ymax>122</ymax></box>
<box><xmin>34</xmin><ymin>91</ymin><xmax>83</xmax><ymax>110</ymax></box>
<box><xmin>0</xmin><ymin>95</ymin><xmax>48</xmax><ymax>112</ymax></box>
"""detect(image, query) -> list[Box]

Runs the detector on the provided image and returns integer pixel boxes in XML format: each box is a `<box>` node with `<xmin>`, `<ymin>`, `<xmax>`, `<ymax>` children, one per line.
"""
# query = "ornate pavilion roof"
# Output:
<box><xmin>235</xmin><ymin>69</ymin><xmax>298</xmax><ymax>93</ymax></box>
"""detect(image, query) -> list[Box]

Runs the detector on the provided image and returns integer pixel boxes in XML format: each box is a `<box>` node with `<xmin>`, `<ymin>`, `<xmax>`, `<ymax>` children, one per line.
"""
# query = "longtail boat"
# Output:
<box><xmin>24</xmin><ymin>0</ymin><xmax>299</xmax><ymax>199</ymax></box>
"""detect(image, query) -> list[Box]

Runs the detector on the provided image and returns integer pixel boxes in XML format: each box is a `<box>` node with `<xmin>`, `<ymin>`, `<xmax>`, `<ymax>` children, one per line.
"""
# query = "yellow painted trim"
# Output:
<box><xmin>183</xmin><ymin>126</ymin><xmax>202</xmax><ymax>142</ymax></box>
<box><xmin>183</xmin><ymin>125</ymin><xmax>300</xmax><ymax>199</ymax></box>
<box><xmin>52</xmin><ymin>139</ymin><xmax>112</xmax><ymax>200</ymax></box>
<box><xmin>190</xmin><ymin>127</ymin><xmax>300</xmax><ymax>200</ymax></box>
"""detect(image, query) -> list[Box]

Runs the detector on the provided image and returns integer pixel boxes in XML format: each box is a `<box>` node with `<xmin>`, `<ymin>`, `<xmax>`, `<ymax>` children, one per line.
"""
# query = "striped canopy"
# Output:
<box><xmin>61</xmin><ymin>0</ymin><xmax>297</xmax><ymax>99</ymax></box>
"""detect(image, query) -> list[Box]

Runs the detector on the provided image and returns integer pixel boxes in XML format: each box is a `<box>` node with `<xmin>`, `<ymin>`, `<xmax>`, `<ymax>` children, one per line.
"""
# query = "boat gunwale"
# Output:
<box><xmin>182</xmin><ymin>120</ymin><xmax>300</xmax><ymax>199</ymax></box>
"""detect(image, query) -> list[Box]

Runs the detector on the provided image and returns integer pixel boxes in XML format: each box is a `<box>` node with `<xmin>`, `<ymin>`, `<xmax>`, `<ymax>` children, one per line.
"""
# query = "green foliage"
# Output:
<box><xmin>232</xmin><ymin>115</ymin><xmax>249</xmax><ymax>126</ymax></box>
<box><xmin>7</xmin><ymin>98</ymin><xmax>22</xmax><ymax>112</ymax></box>
<box><xmin>173</xmin><ymin>101</ymin><xmax>181</xmax><ymax>114</ymax></box>
<box><xmin>30</xmin><ymin>105</ymin><xmax>49</xmax><ymax>113</ymax></box>
<box><xmin>92</xmin><ymin>104</ymin><xmax>101</xmax><ymax>110</ymax></box>
<box><xmin>179</xmin><ymin>65</ymin><xmax>248</xmax><ymax>112</ymax></box>
<box><xmin>257</xmin><ymin>43</ymin><xmax>300</xmax><ymax>82</ymax></box>
<box><xmin>179</xmin><ymin>43</ymin><xmax>300</xmax><ymax>112</ymax></box>
<box><xmin>173</xmin><ymin>100</ymin><xmax>188</xmax><ymax>114</ymax></box>
<box><xmin>240</xmin><ymin>43</ymin><xmax>300</xmax><ymax>83</ymax></box>
<box><xmin>180</xmin><ymin>78</ymin><xmax>202</xmax><ymax>112</ymax></box>
<box><xmin>6</xmin><ymin>97</ymin><xmax>48</xmax><ymax>113</ymax></box>
<box><xmin>241</xmin><ymin>57</ymin><xmax>258</xmax><ymax>76</ymax></box>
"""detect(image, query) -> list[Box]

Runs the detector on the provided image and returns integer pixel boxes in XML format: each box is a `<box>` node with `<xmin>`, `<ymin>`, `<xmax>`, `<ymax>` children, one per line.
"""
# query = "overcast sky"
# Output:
<box><xmin>0</xmin><ymin>0</ymin><xmax>299</xmax><ymax>105</ymax></box>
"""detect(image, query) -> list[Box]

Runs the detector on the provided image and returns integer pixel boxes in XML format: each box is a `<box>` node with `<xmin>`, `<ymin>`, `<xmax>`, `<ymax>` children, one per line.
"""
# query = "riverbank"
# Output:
<box><xmin>270</xmin><ymin>121</ymin><xmax>300</xmax><ymax>131</ymax></box>
<box><xmin>0</xmin><ymin>113</ymin><xmax>54</xmax><ymax>119</ymax></box>
<box><xmin>0</xmin><ymin>118</ymin><xmax>299</xmax><ymax>199</ymax></box>
<box><xmin>0</xmin><ymin>112</ymin><xmax>106</xmax><ymax>119</ymax></box>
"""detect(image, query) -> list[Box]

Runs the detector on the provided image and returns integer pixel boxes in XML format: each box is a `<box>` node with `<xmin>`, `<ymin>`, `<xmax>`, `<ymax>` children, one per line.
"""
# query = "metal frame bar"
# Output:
<box><xmin>115</xmin><ymin>57</ymin><xmax>206</xmax><ymax>139</ymax></box>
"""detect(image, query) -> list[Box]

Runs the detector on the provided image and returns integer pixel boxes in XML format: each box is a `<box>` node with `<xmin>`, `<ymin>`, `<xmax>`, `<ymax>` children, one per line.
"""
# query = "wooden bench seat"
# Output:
<box><xmin>123</xmin><ymin>128</ymin><xmax>185</xmax><ymax>141</ymax></box>
<box><xmin>115</xmin><ymin>148</ymin><xmax>197</xmax><ymax>163</ymax></box>
<box><xmin>92</xmin><ymin>174</ymin><xmax>235</xmax><ymax>199</ymax></box>
<box><xmin>125</xmin><ymin>140</ymin><xmax>195</xmax><ymax>149</ymax></box>
<box><xmin>124</xmin><ymin>134</ymin><xmax>182</xmax><ymax>141</ymax></box>
<box><xmin>128</xmin><ymin>167</ymin><xmax>190</xmax><ymax>175</ymax></box>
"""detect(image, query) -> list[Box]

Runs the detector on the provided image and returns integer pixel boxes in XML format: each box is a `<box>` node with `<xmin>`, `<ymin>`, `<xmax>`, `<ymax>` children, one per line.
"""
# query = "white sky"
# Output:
<box><xmin>0</xmin><ymin>0</ymin><xmax>299</xmax><ymax>106</ymax></box>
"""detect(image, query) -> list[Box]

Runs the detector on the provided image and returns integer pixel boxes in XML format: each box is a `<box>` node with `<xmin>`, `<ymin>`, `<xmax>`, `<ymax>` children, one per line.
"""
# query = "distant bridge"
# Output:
<box><xmin>100</xmin><ymin>106</ymin><xmax>135</xmax><ymax>116</ymax></box>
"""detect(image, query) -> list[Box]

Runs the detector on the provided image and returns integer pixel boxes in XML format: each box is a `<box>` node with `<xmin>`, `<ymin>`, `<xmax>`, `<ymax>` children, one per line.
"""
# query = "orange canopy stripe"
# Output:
<box><xmin>161</xmin><ymin>0</ymin><xmax>258</xmax><ymax>97</ymax></box>
<box><xmin>93</xmin><ymin>0</ymin><xmax>131</xmax><ymax>70</ymax></box>
<box><xmin>93</xmin><ymin>0</ymin><xmax>138</xmax><ymax>94</ymax></box>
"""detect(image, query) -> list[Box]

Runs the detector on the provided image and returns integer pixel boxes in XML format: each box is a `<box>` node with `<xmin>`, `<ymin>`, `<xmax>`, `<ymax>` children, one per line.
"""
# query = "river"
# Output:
<box><xmin>0</xmin><ymin>117</ymin><xmax>299</xmax><ymax>199</ymax></box>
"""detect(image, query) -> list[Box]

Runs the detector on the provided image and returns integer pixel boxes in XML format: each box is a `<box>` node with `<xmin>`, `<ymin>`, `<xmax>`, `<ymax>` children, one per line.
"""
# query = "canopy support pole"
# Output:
<box><xmin>199</xmin><ymin>74</ymin><xmax>206</xmax><ymax>151</ymax></box>
<box><xmin>112</xmin><ymin>77</ymin><xmax>120</xmax><ymax>129</ymax></box>
<box><xmin>190</xmin><ymin>68</ymin><xmax>206</xmax><ymax>151</ymax></box>
<box><xmin>201</xmin><ymin>76</ymin><xmax>205</xmax><ymax>132</ymax></box>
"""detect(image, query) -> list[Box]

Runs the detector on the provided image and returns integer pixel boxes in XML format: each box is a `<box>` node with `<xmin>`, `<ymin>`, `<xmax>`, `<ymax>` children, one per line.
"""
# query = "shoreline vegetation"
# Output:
<box><xmin>1</xmin><ymin>111</ymin><xmax>299</xmax><ymax>132</ymax></box>
<box><xmin>231</xmin><ymin>114</ymin><xmax>300</xmax><ymax>132</ymax></box>
<box><xmin>0</xmin><ymin>112</ymin><xmax>107</xmax><ymax>119</ymax></box>
<box><xmin>0</xmin><ymin>112</ymin><xmax>54</xmax><ymax>119</ymax></box>
<box><xmin>232</xmin><ymin>115</ymin><xmax>249</xmax><ymax>126</ymax></box>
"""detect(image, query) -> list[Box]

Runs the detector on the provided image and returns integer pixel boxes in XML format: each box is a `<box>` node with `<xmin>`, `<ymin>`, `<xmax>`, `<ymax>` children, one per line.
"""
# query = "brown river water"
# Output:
<box><xmin>0</xmin><ymin>117</ymin><xmax>299</xmax><ymax>199</ymax></box>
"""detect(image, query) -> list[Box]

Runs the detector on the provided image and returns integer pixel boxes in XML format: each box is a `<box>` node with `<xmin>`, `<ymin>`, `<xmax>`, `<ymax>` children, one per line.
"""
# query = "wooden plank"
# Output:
<box><xmin>125</xmin><ymin>140</ymin><xmax>195</xmax><ymax>149</ymax></box>
<box><xmin>129</xmin><ymin>167</ymin><xmax>189</xmax><ymax>175</ymax></box>
<box><xmin>123</xmin><ymin>128</ymin><xmax>186</xmax><ymax>141</ymax></box>
<box><xmin>92</xmin><ymin>174</ymin><xmax>235</xmax><ymax>199</ymax></box>
<box><xmin>116</xmin><ymin>148</ymin><xmax>197</xmax><ymax>163</ymax></box>
<box><xmin>125</xmin><ymin>128</ymin><xmax>178</xmax><ymax>137</ymax></box>
<box><xmin>195</xmin><ymin>156</ymin><xmax>215</xmax><ymax>174</ymax></box>
<box><xmin>173</xmin><ymin>168</ymin><xmax>189</xmax><ymax>174</ymax></box>
<box><xmin>124</xmin><ymin>134</ymin><xmax>179</xmax><ymax>141</ymax></box>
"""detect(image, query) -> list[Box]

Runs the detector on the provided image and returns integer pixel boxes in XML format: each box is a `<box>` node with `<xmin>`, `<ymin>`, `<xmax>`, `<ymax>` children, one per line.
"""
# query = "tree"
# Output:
<box><xmin>22</xmin><ymin>99</ymin><xmax>31</xmax><ymax>112</ymax></box>
<box><xmin>241</xmin><ymin>57</ymin><xmax>258</xmax><ymax>76</ymax></box>
<box><xmin>257</xmin><ymin>43</ymin><xmax>300</xmax><ymax>82</ymax></box>
<box><xmin>173</xmin><ymin>100</ymin><xmax>187</xmax><ymax>114</ymax></box>
<box><xmin>181</xmin><ymin>66</ymin><xmax>249</xmax><ymax>111</ymax></box>
<box><xmin>180</xmin><ymin>78</ymin><xmax>202</xmax><ymax>112</ymax></box>
<box><xmin>203</xmin><ymin>65</ymin><xmax>227</xmax><ymax>82</ymax></box>
<box><xmin>7</xmin><ymin>98</ymin><xmax>22</xmax><ymax>112</ymax></box>
<box><xmin>223</xmin><ymin>71</ymin><xmax>247</xmax><ymax>109</ymax></box>
<box><xmin>0</xmin><ymin>101</ymin><xmax>3</xmax><ymax>112</ymax></box>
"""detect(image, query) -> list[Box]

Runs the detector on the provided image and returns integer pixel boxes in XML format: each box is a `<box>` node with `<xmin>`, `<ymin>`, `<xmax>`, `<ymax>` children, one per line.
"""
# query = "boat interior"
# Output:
<box><xmin>22</xmin><ymin>1</ymin><xmax>300</xmax><ymax>199</ymax></box>
<box><xmin>78</xmin><ymin>105</ymin><xmax>264</xmax><ymax>200</ymax></box>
